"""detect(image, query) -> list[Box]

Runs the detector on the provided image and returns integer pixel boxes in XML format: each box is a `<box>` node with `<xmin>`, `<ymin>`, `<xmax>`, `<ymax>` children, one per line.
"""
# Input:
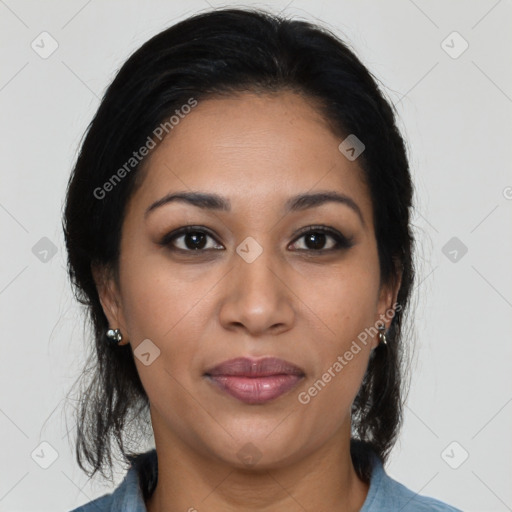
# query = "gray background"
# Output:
<box><xmin>1</xmin><ymin>0</ymin><xmax>511</xmax><ymax>510</ymax></box>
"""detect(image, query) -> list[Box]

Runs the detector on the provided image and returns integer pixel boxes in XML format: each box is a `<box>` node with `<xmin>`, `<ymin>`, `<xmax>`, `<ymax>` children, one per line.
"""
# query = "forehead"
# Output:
<box><xmin>132</xmin><ymin>91</ymin><xmax>372</xmax><ymax>223</ymax></box>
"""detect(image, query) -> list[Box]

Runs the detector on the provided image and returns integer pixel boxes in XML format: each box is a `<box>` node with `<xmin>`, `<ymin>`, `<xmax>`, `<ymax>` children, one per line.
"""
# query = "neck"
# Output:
<box><xmin>145</xmin><ymin>428</ymin><xmax>369</xmax><ymax>512</ymax></box>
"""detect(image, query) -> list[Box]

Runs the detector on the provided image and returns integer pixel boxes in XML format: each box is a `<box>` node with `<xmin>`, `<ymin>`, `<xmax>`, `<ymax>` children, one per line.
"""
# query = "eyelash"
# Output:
<box><xmin>158</xmin><ymin>225</ymin><xmax>354</xmax><ymax>255</ymax></box>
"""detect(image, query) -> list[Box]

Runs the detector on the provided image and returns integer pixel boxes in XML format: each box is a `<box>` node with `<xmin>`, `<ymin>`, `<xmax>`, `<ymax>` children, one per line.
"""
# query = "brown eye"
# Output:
<box><xmin>160</xmin><ymin>226</ymin><xmax>224</xmax><ymax>252</ymax></box>
<box><xmin>289</xmin><ymin>226</ymin><xmax>354</xmax><ymax>252</ymax></box>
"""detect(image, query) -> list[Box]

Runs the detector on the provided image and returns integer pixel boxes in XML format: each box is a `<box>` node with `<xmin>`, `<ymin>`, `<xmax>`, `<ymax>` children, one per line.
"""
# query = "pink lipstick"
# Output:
<box><xmin>205</xmin><ymin>357</ymin><xmax>304</xmax><ymax>405</ymax></box>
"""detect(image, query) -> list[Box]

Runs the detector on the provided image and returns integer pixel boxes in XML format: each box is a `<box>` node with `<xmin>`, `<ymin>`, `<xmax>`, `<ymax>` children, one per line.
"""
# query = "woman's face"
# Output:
<box><xmin>99</xmin><ymin>91</ymin><xmax>398</xmax><ymax>468</ymax></box>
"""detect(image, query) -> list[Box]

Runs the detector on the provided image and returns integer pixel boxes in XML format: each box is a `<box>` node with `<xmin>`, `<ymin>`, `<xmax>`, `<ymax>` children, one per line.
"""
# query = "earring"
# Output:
<box><xmin>106</xmin><ymin>328</ymin><xmax>123</xmax><ymax>345</ymax></box>
<box><xmin>378</xmin><ymin>325</ymin><xmax>388</xmax><ymax>346</ymax></box>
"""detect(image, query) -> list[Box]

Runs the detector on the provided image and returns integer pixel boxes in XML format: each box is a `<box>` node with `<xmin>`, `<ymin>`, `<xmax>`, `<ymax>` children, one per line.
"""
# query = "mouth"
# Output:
<box><xmin>204</xmin><ymin>357</ymin><xmax>305</xmax><ymax>405</ymax></box>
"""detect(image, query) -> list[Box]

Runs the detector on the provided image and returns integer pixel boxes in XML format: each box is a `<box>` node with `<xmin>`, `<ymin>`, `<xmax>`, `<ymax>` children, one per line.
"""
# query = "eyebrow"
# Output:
<box><xmin>145</xmin><ymin>190</ymin><xmax>365</xmax><ymax>225</ymax></box>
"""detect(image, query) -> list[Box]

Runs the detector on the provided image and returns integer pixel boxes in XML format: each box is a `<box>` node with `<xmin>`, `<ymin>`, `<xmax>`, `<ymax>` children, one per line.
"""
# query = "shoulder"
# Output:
<box><xmin>361</xmin><ymin>450</ymin><xmax>463</xmax><ymax>512</ymax></box>
<box><xmin>68</xmin><ymin>449</ymin><xmax>158</xmax><ymax>512</ymax></box>
<box><xmin>69</xmin><ymin>492</ymin><xmax>114</xmax><ymax>512</ymax></box>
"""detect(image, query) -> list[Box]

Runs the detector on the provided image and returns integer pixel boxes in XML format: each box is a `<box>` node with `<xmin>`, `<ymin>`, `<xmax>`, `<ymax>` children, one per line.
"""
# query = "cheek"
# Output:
<box><xmin>298</xmin><ymin>256</ymin><xmax>381</xmax><ymax>344</ymax></box>
<box><xmin>118</xmin><ymin>252</ymin><xmax>220</xmax><ymax>394</ymax></box>
<box><xmin>294</xmin><ymin>255</ymin><xmax>379</xmax><ymax>416</ymax></box>
<box><xmin>118</xmin><ymin>249</ymin><xmax>215</xmax><ymax>343</ymax></box>
<box><xmin>121</xmin><ymin>261</ymin><xmax>207</xmax><ymax>422</ymax></box>
<box><xmin>296</xmin><ymin>327</ymin><xmax>373</xmax><ymax>439</ymax></box>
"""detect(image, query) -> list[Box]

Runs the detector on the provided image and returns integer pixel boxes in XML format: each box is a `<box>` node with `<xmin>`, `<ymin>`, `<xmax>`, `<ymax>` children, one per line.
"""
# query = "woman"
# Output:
<box><xmin>65</xmin><ymin>7</ymin><xmax>462</xmax><ymax>511</ymax></box>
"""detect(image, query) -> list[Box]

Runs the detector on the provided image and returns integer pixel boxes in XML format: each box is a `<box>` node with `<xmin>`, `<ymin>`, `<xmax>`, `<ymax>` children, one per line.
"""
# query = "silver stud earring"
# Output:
<box><xmin>378</xmin><ymin>325</ymin><xmax>388</xmax><ymax>345</ymax></box>
<box><xmin>106</xmin><ymin>328</ymin><xmax>123</xmax><ymax>345</ymax></box>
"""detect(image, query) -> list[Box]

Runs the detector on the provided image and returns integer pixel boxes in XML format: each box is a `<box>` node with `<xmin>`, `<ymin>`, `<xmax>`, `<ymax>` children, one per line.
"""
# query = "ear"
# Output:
<box><xmin>373</xmin><ymin>264</ymin><xmax>403</xmax><ymax>348</ymax></box>
<box><xmin>91</xmin><ymin>263</ymin><xmax>129</xmax><ymax>345</ymax></box>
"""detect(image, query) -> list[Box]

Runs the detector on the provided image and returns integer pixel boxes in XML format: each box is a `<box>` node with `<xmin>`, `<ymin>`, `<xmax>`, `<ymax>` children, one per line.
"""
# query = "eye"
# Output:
<box><xmin>288</xmin><ymin>226</ymin><xmax>354</xmax><ymax>252</ymax></box>
<box><xmin>159</xmin><ymin>226</ymin><xmax>224</xmax><ymax>252</ymax></box>
<box><xmin>159</xmin><ymin>225</ymin><xmax>353</xmax><ymax>254</ymax></box>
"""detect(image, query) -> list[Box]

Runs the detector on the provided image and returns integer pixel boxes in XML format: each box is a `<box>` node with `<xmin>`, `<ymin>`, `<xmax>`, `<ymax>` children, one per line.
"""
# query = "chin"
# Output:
<box><xmin>203</xmin><ymin>422</ymin><xmax>312</xmax><ymax>471</ymax></box>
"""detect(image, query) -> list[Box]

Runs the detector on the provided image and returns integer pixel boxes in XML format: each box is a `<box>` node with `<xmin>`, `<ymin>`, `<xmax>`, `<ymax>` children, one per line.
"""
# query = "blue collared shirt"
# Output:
<box><xmin>70</xmin><ymin>448</ymin><xmax>462</xmax><ymax>511</ymax></box>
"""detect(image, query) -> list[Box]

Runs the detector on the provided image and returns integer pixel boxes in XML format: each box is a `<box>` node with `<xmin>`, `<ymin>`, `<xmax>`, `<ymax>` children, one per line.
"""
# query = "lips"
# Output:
<box><xmin>204</xmin><ymin>357</ymin><xmax>305</xmax><ymax>405</ymax></box>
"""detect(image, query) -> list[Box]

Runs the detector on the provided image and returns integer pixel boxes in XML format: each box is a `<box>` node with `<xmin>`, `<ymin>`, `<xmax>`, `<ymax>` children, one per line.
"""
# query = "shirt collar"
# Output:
<box><xmin>111</xmin><ymin>449</ymin><xmax>157</xmax><ymax>511</ymax></box>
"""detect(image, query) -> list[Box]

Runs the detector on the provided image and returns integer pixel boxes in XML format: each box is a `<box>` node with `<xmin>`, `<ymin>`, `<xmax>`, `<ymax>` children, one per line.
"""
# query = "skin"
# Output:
<box><xmin>95</xmin><ymin>91</ymin><xmax>401</xmax><ymax>512</ymax></box>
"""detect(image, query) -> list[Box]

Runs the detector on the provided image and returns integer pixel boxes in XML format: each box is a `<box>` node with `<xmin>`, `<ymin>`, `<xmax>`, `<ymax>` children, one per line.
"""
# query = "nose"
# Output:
<box><xmin>218</xmin><ymin>243</ymin><xmax>295</xmax><ymax>337</ymax></box>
